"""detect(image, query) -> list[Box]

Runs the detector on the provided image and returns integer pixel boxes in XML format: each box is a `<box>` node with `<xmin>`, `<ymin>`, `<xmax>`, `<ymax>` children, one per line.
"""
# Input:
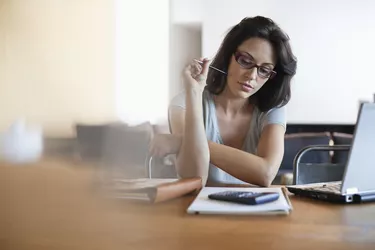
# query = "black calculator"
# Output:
<box><xmin>208</xmin><ymin>191</ymin><xmax>280</xmax><ymax>205</ymax></box>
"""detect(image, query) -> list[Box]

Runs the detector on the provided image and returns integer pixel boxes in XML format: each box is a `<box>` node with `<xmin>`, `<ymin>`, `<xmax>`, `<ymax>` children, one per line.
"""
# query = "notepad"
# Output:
<box><xmin>187</xmin><ymin>187</ymin><xmax>293</xmax><ymax>215</ymax></box>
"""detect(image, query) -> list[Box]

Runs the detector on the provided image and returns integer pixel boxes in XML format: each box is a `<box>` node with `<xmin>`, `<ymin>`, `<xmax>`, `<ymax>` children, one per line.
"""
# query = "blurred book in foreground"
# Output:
<box><xmin>100</xmin><ymin>177</ymin><xmax>202</xmax><ymax>203</ymax></box>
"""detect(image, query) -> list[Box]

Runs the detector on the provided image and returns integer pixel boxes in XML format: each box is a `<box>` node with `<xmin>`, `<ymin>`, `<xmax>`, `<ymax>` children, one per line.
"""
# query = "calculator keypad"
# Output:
<box><xmin>215</xmin><ymin>191</ymin><xmax>256</xmax><ymax>197</ymax></box>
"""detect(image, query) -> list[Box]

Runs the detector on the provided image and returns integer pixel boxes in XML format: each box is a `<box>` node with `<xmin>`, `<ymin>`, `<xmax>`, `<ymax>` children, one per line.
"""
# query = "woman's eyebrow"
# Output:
<box><xmin>261</xmin><ymin>62</ymin><xmax>275</xmax><ymax>67</ymax></box>
<box><xmin>239</xmin><ymin>50</ymin><xmax>274</xmax><ymax>66</ymax></box>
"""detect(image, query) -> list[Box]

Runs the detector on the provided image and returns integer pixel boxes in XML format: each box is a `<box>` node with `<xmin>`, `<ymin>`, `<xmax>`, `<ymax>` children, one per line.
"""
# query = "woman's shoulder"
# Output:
<box><xmin>256</xmin><ymin>105</ymin><xmax>287</xmax><ymax>130</ymax></box>
<box><xmin>263</xmin><ymin>104</ymin><xmax>287</xmax><ymax>116</ymax></box>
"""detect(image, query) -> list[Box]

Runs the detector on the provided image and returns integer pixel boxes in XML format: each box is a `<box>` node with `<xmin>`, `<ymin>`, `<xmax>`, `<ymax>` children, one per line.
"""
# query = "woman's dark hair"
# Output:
<box><xmin>206</xmin><ymin>16</ymin><xmax>297</xmax><ymax>112</ymax></box>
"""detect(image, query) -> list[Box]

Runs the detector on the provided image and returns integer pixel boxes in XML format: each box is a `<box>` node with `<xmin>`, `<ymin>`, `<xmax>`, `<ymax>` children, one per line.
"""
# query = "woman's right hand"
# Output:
<box><xmin>183</xmin><ymin>58</ymin><xmax>210</xmax><ymax>92</ymax></box>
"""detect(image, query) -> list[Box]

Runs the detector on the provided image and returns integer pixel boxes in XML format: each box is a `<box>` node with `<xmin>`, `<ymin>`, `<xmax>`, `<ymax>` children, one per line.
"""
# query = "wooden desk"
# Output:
<box><xmin>1</xmin><ymin>160</ymin><xmax>375</xmax><ymax>250</ymax></box>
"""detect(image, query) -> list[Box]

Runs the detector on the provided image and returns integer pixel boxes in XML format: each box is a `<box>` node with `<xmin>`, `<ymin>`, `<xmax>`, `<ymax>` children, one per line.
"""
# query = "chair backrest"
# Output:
<box><xmin>101</xmin><ymin>122</ymin><xmax>153</xmax><ymax>179</ymax></box>
<box><xmin>294</xmin><ymin>163</ymin><xmax>346</xmax><ymax>185</ymax></box>
<box><xmin>280</xmin><ymin>132</ymin><xmax>332</xmax><ymax>171</ymax></box>
<box><xmin>293</xmin><ymin>145</ymin><xmax>350</xmax><ymax>185</ymax></box>
<box><xmin>75</xmin><ymin>124</ymin><xmax>111</xmax><ymax>161</ymax></box>
<box><xmin>147</xmin><ymin>155</ymin><xmax>178</xmax><ymax>179</ymax></box>
<box><xmin>331</xmin><ymin>132</ymin><xmax>353</xmax><ymax>164</ymax></box>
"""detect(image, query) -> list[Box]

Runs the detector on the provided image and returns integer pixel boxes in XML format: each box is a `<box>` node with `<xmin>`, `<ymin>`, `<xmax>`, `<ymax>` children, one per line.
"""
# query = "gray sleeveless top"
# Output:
<box><xmin>169</xmin><ymin>89</ymin><xmax>287</xmax><ymax>184</ymax></box>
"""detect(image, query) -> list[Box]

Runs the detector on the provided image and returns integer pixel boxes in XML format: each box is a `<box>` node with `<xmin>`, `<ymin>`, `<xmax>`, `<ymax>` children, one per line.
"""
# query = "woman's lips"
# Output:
<box><xmin>238</xmin><ymin>82</ymin><xmax>254</xmax><ymax>92</ymax></box>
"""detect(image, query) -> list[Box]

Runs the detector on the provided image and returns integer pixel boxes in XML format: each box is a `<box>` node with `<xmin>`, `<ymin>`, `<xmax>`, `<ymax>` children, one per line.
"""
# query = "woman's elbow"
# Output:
<box><xmin>258</xmin><ymin>165</ymin><xmax>278</xmax><ymax>187</ymax></box>
<box><xmin>176</xmin><ymin>155</ymin><xmax>209</xmax><ymax>180</ymax></box>
<box><xmin>258</xmin><ymin>177</ymin><xmax>273</xmax><ymax>187</ymax></box>
<box><xmin>176</xmin><ymin>165</ymin><xmax>208</xmax><ymax>187</ymax></box>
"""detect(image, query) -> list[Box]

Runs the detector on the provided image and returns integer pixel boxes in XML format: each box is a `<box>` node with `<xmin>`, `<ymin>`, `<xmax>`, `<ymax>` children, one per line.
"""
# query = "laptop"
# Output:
<box><xmin>287</xmin><ymin>102</ymin><xmax>375</xmax><ymax>203</ymax></box>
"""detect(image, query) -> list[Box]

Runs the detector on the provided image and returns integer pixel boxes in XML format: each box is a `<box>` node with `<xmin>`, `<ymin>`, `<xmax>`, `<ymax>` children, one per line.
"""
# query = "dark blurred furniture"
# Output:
<box><xmin>293</xmin><ymin>145</ymin><xmax>351</xmax><ymax>185</ymax></box>
<box><xmin>43</xmin><ymin>137</ymin><xmax>77</xmax><ymax>159</ymax></box>
<box><xmin>279</xmin><ymin>132</ymin><xmax>332</xmax><ymax>174</ymax></box>
<box><xmin>101</xmin><ymin>123</ymin><xmax>152</xmax><ymax>178</ymax></box>
<box><xmin>75</xmin><ymin>123</ymin><xmax>114</xmax><ymax>162</ymax></box>
<box><xmin>286</xmin><ymin>124</ymin><xmax>355</xmax><ymax>134</ymax></box>
<box><xmin>44</xmin><ymin>122</ymin><xmax>355</xmax><ymax>183</ymax></box>
<box><xmin>331</xmin><ymin>132</ymin><xmax>353</xmax><ymax>164</ymax></box>
<box><xmin>74</xmin><ymin>121</ymin><xmax>175</xmax><ymax>178</ymax></box>
<box><xmin>147</xmin><ymin>155</ymin><xmax>177</xmax><ymax>179</ymax></box>
<box><xmin>274</xmin><ymin>130</ymin><xmax>355</xmax><ymax>185</ymax></box>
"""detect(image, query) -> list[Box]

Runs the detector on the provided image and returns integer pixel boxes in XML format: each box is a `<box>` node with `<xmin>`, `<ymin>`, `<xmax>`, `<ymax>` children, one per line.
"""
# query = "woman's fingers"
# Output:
<box><xmin>183</xmin><ymin>64</ymin><xmax>195</xmax><ymax>80</ymax></box>
<box><xmin>183</xmin><ymin>58</ymin><xmax>210</xmax><ymax>91</ymax></box>
<box><xmin>189</xmin><ymin>61</ymin><xmax>202</xmax><ymax>78</ymax></box>
<box><xmin>194</xmin><ymin>62</ymin><xmax>202</xmax><ymax>73</ymax></box>
<box><xmin>200</xmin><ymin>58</ymin><xmax>210</xmax><ymax>76</ymax></box>
<box><xmin>190</xmin><ymin>58</ymin><xmax>209</xmax><ymax>80</ymax></box>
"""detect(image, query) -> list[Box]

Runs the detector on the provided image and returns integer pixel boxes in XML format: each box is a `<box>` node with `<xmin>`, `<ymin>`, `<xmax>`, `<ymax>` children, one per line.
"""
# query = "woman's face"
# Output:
<box><xmin>225</xmin><ymin>37</ymin><xmax>277</xmax><ymax>99</ymax></box>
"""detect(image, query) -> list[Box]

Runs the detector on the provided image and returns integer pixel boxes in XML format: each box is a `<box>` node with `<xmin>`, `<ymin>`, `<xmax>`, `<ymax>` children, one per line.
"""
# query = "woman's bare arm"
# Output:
<box><xmin>169</xmin><ymin>95</ymin><xmax>209</xmax><ymax>183</ymax></box>
<box><xmin>169</xmin><ymin>59</ymin><xmax>211</xmax><ymax>185</ymax></box>
<box><xmin>208</xmin><ymin>124</ymin><xmax>285</xmax><ymax>187</ymax></box>
<box><xmin>167</xmin><ymin>119</ymin><xmax>285</xmax><ymax>187</ymax></box>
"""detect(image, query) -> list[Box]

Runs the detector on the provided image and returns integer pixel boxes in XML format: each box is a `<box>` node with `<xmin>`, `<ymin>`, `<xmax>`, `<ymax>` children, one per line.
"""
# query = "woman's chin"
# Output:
<box><xmin>223</xmin><ymin>85</ymin><xmax>254</xmax><ymax>99</ymax></box>
<box><xmin>231</xmin><ymin>88</ymin><xmax>254</xmax><ymax>99</ymax></box>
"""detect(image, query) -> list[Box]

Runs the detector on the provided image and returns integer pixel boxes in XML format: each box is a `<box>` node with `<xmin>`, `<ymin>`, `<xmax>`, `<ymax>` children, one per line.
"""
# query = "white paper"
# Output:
<box><xmin>187</xmin><ymin>187</ymin><xmax>292</xmax><ymax>215</ymax></box>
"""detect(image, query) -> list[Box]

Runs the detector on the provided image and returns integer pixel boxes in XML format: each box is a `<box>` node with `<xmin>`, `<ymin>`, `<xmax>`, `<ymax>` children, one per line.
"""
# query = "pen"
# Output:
<box><xmin>193</xmin><ymin>59</ymin><xmax>227</xmax><ymax>75</ymax></box>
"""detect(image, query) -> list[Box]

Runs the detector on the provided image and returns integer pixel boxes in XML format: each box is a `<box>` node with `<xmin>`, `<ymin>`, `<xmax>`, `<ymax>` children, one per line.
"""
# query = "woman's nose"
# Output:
<box><xmin>244</xmin><ymin>67</ymin><xmax>258</xmax><ymax>80</ymax></box>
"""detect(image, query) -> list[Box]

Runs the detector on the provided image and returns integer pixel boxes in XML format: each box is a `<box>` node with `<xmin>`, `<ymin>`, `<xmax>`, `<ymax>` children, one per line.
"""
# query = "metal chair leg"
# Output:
<box><xmin>293</xmin><ymin>145</ymin><xmax>351</xmax><ymax>185</ymax></box>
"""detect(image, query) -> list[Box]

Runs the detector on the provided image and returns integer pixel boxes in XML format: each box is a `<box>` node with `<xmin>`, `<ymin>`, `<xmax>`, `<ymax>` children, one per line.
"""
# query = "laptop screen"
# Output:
<box><xmin>341</xmin><ymin>103</ymin><xmax>375</xmax><ymax>194</ymax></box>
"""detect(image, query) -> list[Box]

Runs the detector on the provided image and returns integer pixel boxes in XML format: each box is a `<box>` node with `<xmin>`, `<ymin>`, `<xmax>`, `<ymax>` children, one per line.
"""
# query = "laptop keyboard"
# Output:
<box><xmin>304</xmin><ymin>182</ymin><xmax>342</xmax><ymax>193</ymax></box>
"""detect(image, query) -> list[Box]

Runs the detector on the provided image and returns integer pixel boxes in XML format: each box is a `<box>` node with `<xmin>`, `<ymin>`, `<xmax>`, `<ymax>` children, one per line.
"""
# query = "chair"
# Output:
<box><xmin>293</xmin><ymin>145</ymin><xmax>351</xmax><ymax>185</ymax></box>
<box><xmin>75</xmin><ymin>124</ymin><xmax>110</xmax><ymax>162</ymax></box>
<box><xmin>101</xmin><ymin>124</ymin><xmax>152</xmax><ymax>179</ymax></box>
<box><xmin>331</xmin><ymin>132</ymin><xmax>353</xmax><ymax>164</ymax></box>
<box><xmin>147</xmin><ymin>155</ymin><xmax>177</xmax><ymax>179</ymax></box>
<box><xmin>274</xmin><ymin>133</ymin><xmax>332</xmax><ymax>184</ymax></box>
<box><xmin>279</xmin><ymin>133</ymin><xmax>332</xmax><ymax>173</ymax></box>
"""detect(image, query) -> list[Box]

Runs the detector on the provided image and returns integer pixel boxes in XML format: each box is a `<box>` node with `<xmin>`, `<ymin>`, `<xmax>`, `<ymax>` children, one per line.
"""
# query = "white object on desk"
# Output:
<box><xmin>187</xmin><ymin>187</ymin><xmax>293</xmax><ymax>215</ymax></box>
<box><xmin>0</xmin><ymin>119</ymin><xmax>43</xmax><ymax>164</ymax></box>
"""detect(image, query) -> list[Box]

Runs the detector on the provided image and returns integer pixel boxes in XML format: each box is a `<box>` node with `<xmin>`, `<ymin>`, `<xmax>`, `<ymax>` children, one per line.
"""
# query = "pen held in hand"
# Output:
<box><xmin>193</xmin><ymin>59</ymin><xmax>227</xmax><ymax>75</ymax></box>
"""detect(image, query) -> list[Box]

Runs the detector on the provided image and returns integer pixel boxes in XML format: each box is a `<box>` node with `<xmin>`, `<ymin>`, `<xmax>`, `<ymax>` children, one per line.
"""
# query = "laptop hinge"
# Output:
<box><xmin>345</xmin><ymin>187</ymin><xmax>358</xmax><ymax>194</ymax></box>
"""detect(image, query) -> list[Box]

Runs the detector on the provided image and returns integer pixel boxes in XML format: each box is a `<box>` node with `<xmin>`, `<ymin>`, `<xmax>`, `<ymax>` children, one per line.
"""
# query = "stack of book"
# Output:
<box><xmin>100</xmin><ymin>177</ymin><xmax>202</xmax><ymax>203</ymax></box>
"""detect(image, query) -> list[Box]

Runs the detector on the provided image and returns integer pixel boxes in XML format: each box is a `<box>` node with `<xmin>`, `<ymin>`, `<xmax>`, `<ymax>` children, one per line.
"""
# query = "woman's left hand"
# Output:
<box><xmin>149</xmin><ymin>134</ymin><xmax>182</xmax><ymax>158</ymax></box>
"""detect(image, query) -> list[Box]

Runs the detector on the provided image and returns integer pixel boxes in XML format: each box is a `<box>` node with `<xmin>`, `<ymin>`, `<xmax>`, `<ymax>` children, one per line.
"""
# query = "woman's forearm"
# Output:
<box><xmin>208</xmin><ymin>141</ymin><xmax>276</xmax><ymax>187</ymax></box>
<box><xmin>176</xmin><ymin>89</ymin><xmax>210</xmax><ymax>183</ymax></box>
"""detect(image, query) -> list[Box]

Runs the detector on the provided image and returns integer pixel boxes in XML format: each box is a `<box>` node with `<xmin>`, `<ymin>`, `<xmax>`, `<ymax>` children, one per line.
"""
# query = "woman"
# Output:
<box><xmin>150</xmin><ymin>16</ymin><xmax>297</xmax><ymax>186</ymax></box>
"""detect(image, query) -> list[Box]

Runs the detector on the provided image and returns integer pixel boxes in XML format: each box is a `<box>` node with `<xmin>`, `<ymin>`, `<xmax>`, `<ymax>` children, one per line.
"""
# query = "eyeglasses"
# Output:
<box><xmin>233</xmin><ymin>51</ymin><xmax>277</xmax><ymax>79</ymax></box>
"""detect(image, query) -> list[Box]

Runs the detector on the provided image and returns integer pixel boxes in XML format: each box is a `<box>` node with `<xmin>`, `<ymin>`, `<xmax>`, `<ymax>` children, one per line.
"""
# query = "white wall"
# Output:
<box><xmin>174</xmin><ymin>0</ymin><xmax>375</xmax><ymax>124</ymax></box>
<box><xmin>0</xmin><ymin>0</ymin><xmax>116</xmax><ymax>136</ymax></box>
<box><xmin>115</xmin><ymin>0</ymin><xmax>169</xmax><ymax>126</ymax></box>
<box><xmin>169</xmin><ymin>25</ymin><xmax>201</xmax><ymax>100</ymax></box>
<box><xmin>170</xmin><ymin>0</ymin><xmax>202</xmax><ymax>25</ymax></box>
